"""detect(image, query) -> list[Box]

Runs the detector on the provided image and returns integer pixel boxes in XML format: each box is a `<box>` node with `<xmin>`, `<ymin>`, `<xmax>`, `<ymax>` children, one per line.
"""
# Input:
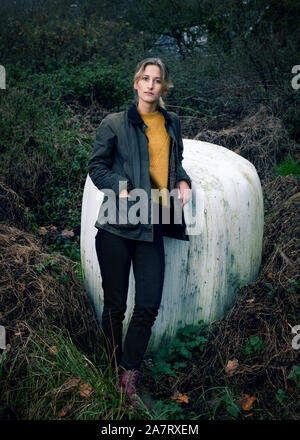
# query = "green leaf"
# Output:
<box><xmin>226</xmin><ymin>404</ymin><xmax>240</xmax><ymax>418</ymax></box>
<box><xmin>173</xmin><ymin>361</ymin><xmax>187</xmax><ymax>370</ymax></box>
<box><xmin>179</xmin><ymin>346</ymin><xmax>192</xmax><ymax>359</ymax></box>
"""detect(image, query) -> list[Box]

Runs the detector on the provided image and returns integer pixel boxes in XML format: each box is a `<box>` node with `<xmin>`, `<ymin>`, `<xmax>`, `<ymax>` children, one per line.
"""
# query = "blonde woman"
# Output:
<box><xmin>88</xmin><ymin>58</ymin><xmax>191</xmax><ymax>408</ymax></box>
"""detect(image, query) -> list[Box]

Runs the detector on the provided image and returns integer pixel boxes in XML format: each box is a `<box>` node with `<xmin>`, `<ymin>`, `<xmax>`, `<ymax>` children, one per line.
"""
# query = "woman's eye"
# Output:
<box><xmin>141</xmin><ymin>77</ymin><xmax>161</xmax><ymax>83</ymax></box>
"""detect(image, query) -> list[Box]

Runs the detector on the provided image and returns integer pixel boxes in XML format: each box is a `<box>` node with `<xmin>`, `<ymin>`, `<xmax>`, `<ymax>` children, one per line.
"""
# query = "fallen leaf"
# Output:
<box><xmin>225</xmin><ymin>358</ymin><xmax>239</xmax><ymax>376</ymax></box>
<box><xmin>58</xmin><ymin>403</ymin><xmax>72</xmax><ymax>418</ymax></box>
<box><xmin>234</xmin><ymin>149</ymin><xmax>240</xmax><ymax>154</ymax></box>
<box><xmin>267</xmin><ymin>273</ymin><xmax>273</xmax><ymax>279</ymax></box>
<box><xmin>48</xmin><ymin>346</ymin><xmax>57</xmax><ymax>356</ymax></box>
<box><xmin>79</xmin><ymin>382</ymin><xmax>92</xmax><ymax>398</ymax></box>
<box><xmin>246</xmin><ymin>298</ymin><xmax>255</xmax><ymax>303</ymax></box>
<box><xmin>238</xmin><ymin>394</ymin><xmax>256</xmax><ymax>411</ymax></box>
<box><xmin>242</xmin><ymin>396</ymin><xmax>256</xmax><ymax>411</ymax></box>
<box><xmin>38</xmin><ymin>227</ymin><xmax>48</xmax><ymax>236</ymax></box>
<box><xmin>49</xmin><ymin>225</ymin><xmax>57</xmax><ymax>232</ymax></box>
<box><xmin>61</xmin><ymin>229</ymin><xmax>74</xmax><ymax>238</ymax></box>
<box><xmin>171</xmin><ymin>392</ymin><xmax>189</xmax><ymax>404</ymax></box>
<box><xmin>62</xmin><ymin>377</ymin><xmax>81</xmax><ymax>391</ymax></box>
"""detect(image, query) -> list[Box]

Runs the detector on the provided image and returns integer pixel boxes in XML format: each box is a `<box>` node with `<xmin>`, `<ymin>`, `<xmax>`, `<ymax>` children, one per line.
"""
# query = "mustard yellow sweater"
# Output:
<box><xmin>140</xmin><ymin>110</ymin><xmax>170</xmax><ymax>207</ymax></box>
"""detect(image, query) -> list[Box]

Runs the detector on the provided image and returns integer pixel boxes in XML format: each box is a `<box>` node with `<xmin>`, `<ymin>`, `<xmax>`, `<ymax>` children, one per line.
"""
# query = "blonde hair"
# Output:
<box><xmin>133</xmin><ymin>58</ymin><xmax>173</xmax><ymax>108</ymax></box>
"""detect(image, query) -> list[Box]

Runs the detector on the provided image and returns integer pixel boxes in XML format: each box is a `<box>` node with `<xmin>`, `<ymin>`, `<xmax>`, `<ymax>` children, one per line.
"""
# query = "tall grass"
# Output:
<box><xmin>0</xmin><ymin>328</ymin><xmax>150</xmax><ymax>420</ymax></box>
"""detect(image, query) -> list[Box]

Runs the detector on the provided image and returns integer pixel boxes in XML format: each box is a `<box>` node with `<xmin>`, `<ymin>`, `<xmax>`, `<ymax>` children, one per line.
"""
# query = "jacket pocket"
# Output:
<box><xmin>115</xmin><ymin>197</ymin><xmax>140</xmax><ymax>229</ymax></box>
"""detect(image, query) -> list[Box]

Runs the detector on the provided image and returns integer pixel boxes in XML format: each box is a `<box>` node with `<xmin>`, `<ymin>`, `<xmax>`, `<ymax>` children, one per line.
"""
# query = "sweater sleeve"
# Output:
<box><xmin>88</xmin><ymin>116</ymin><xmax>130</xmax><ymax>196</ymax></box>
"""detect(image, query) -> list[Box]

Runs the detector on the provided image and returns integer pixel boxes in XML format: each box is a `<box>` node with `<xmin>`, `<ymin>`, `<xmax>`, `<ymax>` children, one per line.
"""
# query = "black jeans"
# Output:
<box><xmin>95</xmin><ymin>220</ymin><xmax>165</xmax><ymax>370</ymax></box>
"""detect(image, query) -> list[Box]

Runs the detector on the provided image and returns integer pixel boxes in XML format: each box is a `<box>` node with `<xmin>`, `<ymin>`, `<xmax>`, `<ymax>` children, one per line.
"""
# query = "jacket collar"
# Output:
<box><xmin>127</xmin><ymin>101</ymin><xmax>172</xmax><ymax>125</ymax></box>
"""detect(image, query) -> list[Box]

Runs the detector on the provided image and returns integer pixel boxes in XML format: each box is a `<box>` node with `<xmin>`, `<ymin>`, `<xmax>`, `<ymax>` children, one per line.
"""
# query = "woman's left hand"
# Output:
<box><xmin>177</xmin><ymin>180</ymin><xmax>191</xmax><ymax>207</ymax></box>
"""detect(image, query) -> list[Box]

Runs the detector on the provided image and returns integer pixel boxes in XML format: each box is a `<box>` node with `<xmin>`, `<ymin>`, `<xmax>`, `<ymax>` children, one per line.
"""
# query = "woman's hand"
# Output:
<box><xmin>177</xmin><ymin>180</ymin><xmax>191</xmax><ymax>207</ymax></box>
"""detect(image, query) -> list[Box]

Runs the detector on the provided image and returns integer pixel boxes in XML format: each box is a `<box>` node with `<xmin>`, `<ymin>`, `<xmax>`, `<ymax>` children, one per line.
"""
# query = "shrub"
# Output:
<box><xmin>0</xmin><ymin>80</ymin><xmax>92</xmax><ymax>231</ymax></box>
<box><xmin>0</xmin><ymin>13</ymin><xmax>140</xmax><ymax>74</ymax></box>
<box><xmin>150</xmin><ymin>322</ymin><xmax>209</xmax><ymax>380</ymax></box>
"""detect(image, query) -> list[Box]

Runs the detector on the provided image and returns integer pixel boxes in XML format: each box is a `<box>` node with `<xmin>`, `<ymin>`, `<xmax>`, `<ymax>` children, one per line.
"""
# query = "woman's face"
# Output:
<box><xmin>134</xmin><ymin>64</ymin><xmax>166</xmax><ymax>107</ymax></box>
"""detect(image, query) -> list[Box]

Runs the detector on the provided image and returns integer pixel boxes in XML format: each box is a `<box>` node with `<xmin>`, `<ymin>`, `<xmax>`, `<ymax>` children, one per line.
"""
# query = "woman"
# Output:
<box><xmin>88</xmin><ymin>58</ymin><xmax>191</xmax><ymax>407</ymax></box>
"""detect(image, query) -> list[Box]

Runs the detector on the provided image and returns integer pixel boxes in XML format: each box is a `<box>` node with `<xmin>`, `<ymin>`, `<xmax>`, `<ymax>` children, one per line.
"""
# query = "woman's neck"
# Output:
<box><xmin>137</xmin><ymin>100</ymin><xmax>158</xmax><ymax>114</ymax></box>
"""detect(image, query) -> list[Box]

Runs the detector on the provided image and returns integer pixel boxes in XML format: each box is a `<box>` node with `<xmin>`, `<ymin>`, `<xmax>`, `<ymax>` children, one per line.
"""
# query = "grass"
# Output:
<box><xmin>275</xmin><ymin>154</ymin><xmax>300</xmax><ymax>177</ymax></box>
<box><xmin>0</xmin><ymin>328</ymin><xmax>150</xmax><ymax>420</ymax></box>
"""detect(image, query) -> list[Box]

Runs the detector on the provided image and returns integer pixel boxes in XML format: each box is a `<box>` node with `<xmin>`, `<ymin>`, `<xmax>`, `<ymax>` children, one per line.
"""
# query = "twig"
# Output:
<box><xmin>274</xmin><ymin>244</ymin><xmax>294</xmax><ymax>267</ymax></box>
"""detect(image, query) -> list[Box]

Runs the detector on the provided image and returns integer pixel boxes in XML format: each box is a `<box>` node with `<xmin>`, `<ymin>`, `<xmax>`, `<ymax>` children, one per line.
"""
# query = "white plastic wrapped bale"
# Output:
<box><xmin>80</xmin><ymin>139</ymin><xmax>264</xmax><ymax>354</ymax></box>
